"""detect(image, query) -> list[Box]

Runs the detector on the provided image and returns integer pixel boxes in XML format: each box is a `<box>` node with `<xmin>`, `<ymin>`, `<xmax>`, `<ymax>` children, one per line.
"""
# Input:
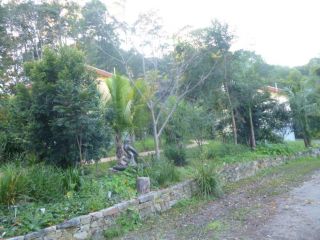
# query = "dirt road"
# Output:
<box><xmin>245</xmin><ymin>171</ymin><xmax>320</xmax><ymax>240</ymax></box>
<box><xmin>118</xmin><ymin>157</ymin><xmax>320</xmax><ymax>240</ymax></box>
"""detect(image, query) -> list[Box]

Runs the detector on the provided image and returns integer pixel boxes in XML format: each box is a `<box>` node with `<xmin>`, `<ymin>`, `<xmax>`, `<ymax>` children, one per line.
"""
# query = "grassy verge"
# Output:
<box><xmin>225</xmin><ymin>156</ymin><xmax>320</xmax><ymax>196</ymax></box>
<box><xmin>178</xmin><ymin>140</ymin><xmax>317</xmax><ymax>180</ymax></box>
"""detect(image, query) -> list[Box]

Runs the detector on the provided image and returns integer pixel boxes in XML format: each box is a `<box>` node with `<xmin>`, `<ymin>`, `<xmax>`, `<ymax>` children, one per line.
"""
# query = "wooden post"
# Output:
<box><xmin>136</xmin><ymin>177</ymin><xmax>150</xmax><ymax>194</ymax></box>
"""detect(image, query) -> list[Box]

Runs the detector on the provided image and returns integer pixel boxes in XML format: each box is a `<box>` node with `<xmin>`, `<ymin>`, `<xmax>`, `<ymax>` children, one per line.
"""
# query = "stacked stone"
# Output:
<box><xmin>7</xmin><ymin>180</ymin><xmax>196</xmax><ymax>240</ymax></box>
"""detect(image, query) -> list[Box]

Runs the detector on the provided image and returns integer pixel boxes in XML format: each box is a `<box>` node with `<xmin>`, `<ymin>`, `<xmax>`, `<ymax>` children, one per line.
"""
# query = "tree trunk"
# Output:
<box><xmin>302</xmin><ymin>113</ymin><xmax>312</xmax><ymax>148</ymax></box>
<box><xmin>153</xmin><ymin>126</ymin><xmax>160</xmax><ymax>160</ymax></box>
<box><xmin>223</xmin><ymin>54</ymin><xmax>238</xmax><ymax>145</ymax></box>
<box><xmin>230</xmin><ymin>109</ymin><xmax>238</xmax><ymax>145</ymax></box>
<box><xmin>248</xmin><ymin>106</ymin><xmax>256</xmax><ymax>150</ymax></box>
<box><xmin>225</xmin><ymin>83</ymin><xmax>238</xmax><ymax>144</ymax></box>
<box><xmin>115</xmin><ymin>131</ymin><xmax>124</xmax><ymax>163</ymax></box>
<box><xmin>76</xmin><ymin>135</ymin><xmax>83</xmax><ymax>164</ymax></box>
<box><xmin>150</xmin><ymin>107</ymin><xmax>161</xmax><ymax>160</ymax></box>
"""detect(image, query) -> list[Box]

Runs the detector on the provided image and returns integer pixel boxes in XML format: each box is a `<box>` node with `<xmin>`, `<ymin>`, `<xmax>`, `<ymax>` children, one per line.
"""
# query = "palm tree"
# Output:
<box><xmin>288</xmin><ymin>88</ymin><xmax>314</xmax><ymax>148</ymax></box>
<box><xmin>106</xmin><ymin>74</ymin><xmax>134</xmax><ymax>163</ymax></box>
<box><xmin>287</xmin><ymin>70</ymin><xmax>319</xmax><ymax>148</ymax></box>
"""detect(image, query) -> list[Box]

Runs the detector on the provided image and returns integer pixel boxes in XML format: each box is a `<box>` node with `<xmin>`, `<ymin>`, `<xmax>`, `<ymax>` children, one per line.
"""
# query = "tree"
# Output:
<box><xmin>286</xmin><ymin>69</ymin><xmax>317</xmax><ymax>147</ymax></box>
<box><xmin>24</xmin><ymin>47</ymin><xmax>110</xmax><ymax>167</ymax></box>
<box><xmin>106</xmin><ymin>74</ymin><xmax>134</xmax><ymax>163</ymax></box>
<box><xmin>231</xmin><ymin>50</ymin><xmax>267</xmax><ymax>149</ymax></box>
<box><xmin>115</xmin><ymin>16</ymin><xmax>220</xmax><ymax>160</ymax></box>
<box><xmin>0</xmin><ymin>88</ymin><xmax>31</xmax><ymax>163</ymax></box>
<box><xmin>177</xmin><ymin>21</ymin><xmax>237</xmax><ymax>144</ymax></box>
<box><xmin>131</xmin><ymin>79</ymin><xmax>150</xmax><ymax>139</ymax></box>
<box><xmin>1</xmin><ymin>0</ymin><xmax>80</xmax><ymax>92</ymax></box>
<box><xmin>79</xmin><ymin>0</ymin><xmax>122</xmax><ymax>73</ymax></box>
<box><xmin>132</xmin><ymin>58</ymin><xmax>215</xmax><ymax>160</ymax></box>
<box><xmin>0</xmin><ymin>3</ymin><xmax>14</xmax><ymax>94</ymax></box>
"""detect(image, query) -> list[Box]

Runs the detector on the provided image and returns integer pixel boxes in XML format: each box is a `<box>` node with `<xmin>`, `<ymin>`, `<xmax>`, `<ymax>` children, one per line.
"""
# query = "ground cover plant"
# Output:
<box><xmin>0</xmin><ymin>161</ymin><xmax>137</xmax><ymax>238</ymax></box>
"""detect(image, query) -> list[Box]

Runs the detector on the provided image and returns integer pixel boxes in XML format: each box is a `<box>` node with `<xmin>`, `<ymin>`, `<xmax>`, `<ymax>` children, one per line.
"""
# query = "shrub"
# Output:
<box><xmin>134</xmin><ymin>137</ymin><xmax>155</xmax><ymax>152</ymax></box>
<box><xmin>204</xmin><ymin>142</ymin><xmax>249</xmax><ymax>159</ymax></box>
<box><xmin>255</xmin><ymin>143</ymin><xmax>294</xmax><ymax>156</ymax></box>
<box><xmin>0</xmin><ymin>164</ymin><xmax>29</xmax><ymax>205</ymax></box>
<box><xmin>104</xmin><ymin>208</ymin><xmax>141</xmax><ymax>239</ymax></box>
<box><xmin>0</xmin><ymin>163</ymin><xmax>85</xmax><ymax>205</ymax></box>
<box><xmin>137</xmin><ymin>157</ymin><xmax>180</xmax><ymax>188</ymax></box>
<box><xmin>193</xmin><ymin>159</ymin><xmax>222</xmax><ymax>198</ymax></box>
<box><xmin>205</xmin><ymin>147</ymin><xmax>216</xmax><ymax>160</ymax></box>
<box><xmin>80</xmin><ymin>179</ymin><xmax>106</xmax><ymax>211</ymax></box>
<box><xmin>164</xmin><ymin>144</ymin><xmax>187</xmax><ymax>166</ymax></box>
<box><xmin>24</xmin><ymin>47</ymin><xmax>111</xmax><ymax>167</ymax></box>
<box><xmin>62</xmin><ymin>168</ymin><xmax>83</xmax><ymax>192</ymax></box>
<box><xmin>27</xmin><ymin>165</ymin><xmax>65</xmax><ymax>202</ymax></box>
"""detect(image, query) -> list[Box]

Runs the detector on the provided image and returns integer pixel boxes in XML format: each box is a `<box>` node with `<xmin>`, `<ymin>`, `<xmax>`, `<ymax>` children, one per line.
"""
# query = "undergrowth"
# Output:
<box><xmin>103</xmin><ymin>208</ymin><xmax>141</xmax><ymax>239</ymax></box>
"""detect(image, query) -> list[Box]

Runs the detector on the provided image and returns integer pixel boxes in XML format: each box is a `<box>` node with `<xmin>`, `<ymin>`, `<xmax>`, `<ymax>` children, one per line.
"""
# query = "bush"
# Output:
<box><xmin>24</xmin><ymin>47</ymin><xmax>111</xmax><ymax>167</ymax></box>
<box><xmin>0</xmin><ymin>163</ymin><xmax>84</xmax><ymax>205</ymax></box>
<box><xmin>164</xmin><ymin>144</ymin><xmax>187</xmax><ymax>166</ymax></box>
<box><xmin>255</xmin><ymin>143</ymin><xmax>294</xmax><ymax>156</ymax></box>
<box><xmin>193</xmin><ymin>159</ymin><xmax>222</xmax><ymax>198</ymax></box>
<box><xmin>137</xmin><ymin>157</ymin><xmax>180</xmax><ymax>188</ymax></box>
<box><xmin>104</xmin><ymin>208</ymin><xmax>141</xmax><ymax>239</ymax></box>
<box><xmin>134</xmin><ymin>137</ymin><xmax>155</xmax><ymax>152</ymax></box>
<box><xmin>0</xmin><ymin>164</ymin><xmax>29</xmax><ymax>205</ymax></box>
<box><xmin>204</xmin><ymin>142</ymin><xmax>249</xmax><ymax>159</ymax></box>
<box><xmin>62</xmin><ymin>168</ymin><xmax>83</xmax><ymax>192</ymax></box>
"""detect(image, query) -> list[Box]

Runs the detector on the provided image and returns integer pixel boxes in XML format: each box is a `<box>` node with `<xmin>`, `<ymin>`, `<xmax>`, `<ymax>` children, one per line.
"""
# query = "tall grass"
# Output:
<box><xmin>0</xmin><ymin>163</ymin><xmax>82</xmax><ymax>206</ymax></box>
<box><xmin>193</xmin><ymin>161</ymin><xmax>223</xmax><ymax>198</ymax></box>
<box><xmin>137</xmin><ymin>157</ymin><xmax>180</xmax><ymax>188</ymax></box>
<box><xmin>0</xmin><ymin>164</ymin><xmax>29</xmax><ymax>205</ymax></box>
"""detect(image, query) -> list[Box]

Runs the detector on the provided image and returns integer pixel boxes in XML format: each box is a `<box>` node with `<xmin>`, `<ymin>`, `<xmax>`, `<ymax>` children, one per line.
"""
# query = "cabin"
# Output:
<box><xmin>86</xmin><ymin>65</ymin><xmax>113</xmax><ymax>101</ymax></box>
<box><xmin>266</xmin><ymin>85</ymin><xmax>295</xmax><ymax>141</ymax></box>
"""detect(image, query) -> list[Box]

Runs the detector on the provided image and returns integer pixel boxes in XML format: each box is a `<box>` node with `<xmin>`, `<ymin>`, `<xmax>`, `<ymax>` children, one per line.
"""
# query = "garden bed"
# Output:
<box><xmin>0</xmin><ymin>141</ymin><xmax>318</xmax><ymax>238</ymax></box>
<box><xmin>4</xmin><ymin>147</ymin><xmax>320</xmax><ymax>240</ymax></box>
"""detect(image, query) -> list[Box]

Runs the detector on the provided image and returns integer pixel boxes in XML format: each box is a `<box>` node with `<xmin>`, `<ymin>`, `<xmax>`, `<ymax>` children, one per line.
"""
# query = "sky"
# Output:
<box><xmin>103</xmin><ymin>0</ymin><xmax>320</xmax><ymax>67</ymax></box>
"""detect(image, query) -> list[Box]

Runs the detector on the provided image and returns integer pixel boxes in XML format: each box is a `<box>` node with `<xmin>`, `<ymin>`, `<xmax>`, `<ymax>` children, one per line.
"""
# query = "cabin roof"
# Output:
<box><xmin>86</xmin><ymin>65</ymin><xmax>113</xmax><ymax>78</ymax></box>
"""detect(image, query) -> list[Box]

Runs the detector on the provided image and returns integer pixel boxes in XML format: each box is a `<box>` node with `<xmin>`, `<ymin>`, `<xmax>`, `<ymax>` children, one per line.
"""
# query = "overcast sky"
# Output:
<box><xmin>103</xmin><ymin>0</ymin><xmax>320</xmax><ymax>67</ymax></box>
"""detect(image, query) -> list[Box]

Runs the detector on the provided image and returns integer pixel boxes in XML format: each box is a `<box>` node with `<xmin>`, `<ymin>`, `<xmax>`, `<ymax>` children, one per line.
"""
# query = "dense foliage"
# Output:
<box><xmin>0</xmin><ymin>47</ymin><xmax>111</xmax><ymax>167</ymax></box>
<box><xmin>0</xmin><ymin>0</ymin><xmax>320</xmax><ymax>237</ymax></box>
<box><xmin>25</xmin><ymin>47</ymin><xmax>111</xmax><ymax>166</ymax></box>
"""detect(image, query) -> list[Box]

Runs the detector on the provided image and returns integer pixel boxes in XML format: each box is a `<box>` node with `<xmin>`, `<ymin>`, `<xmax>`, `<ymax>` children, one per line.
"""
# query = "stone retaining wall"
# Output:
<box><xmin>7</xmin><ymin>180</ymin><xmax>198</xmax><ymax>240</ymax></box>
<box><xmin>219</xmin><ymin>148</ymin><xmax>320</xmax><ymax>182</ymax></box>
<box><xmin>7</xmin><ymin>148</ymin><xmax>320</xmax><ymax>240</ymax></box>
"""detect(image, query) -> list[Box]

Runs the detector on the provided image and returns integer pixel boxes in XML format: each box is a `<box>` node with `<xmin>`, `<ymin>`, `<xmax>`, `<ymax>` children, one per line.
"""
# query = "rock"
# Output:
<box><xmin>101</xmin><ymin>206</ymin><xmax>119</xmax><ymax>216</ymax></box>
<box><xmin>89</xmin><ymin>211</ymin><xmax>103</xmax><ymax>220</ymax></box>
<box><xmin>24</xmin><ymin>231</ymin><xmax>42</xmax><ymax>240</ymax></box>
<box><xmin>41</xmin><ymin>226</ymin><xmax>56</xmax><ymax>235</ymax></box>
<box><xmin>79</xmin><ymin>215</ymin><xmax>92</xmax><ymax>225</ymax></box>
<box><xmin>44</xmin><ymin>230</ymin><xmax>62</xmax><ymax>239</ymax></box>
<box><xmin>74</xmin><ymin>231</ymin><xmax>89</xmax><ymax>240</ymax></box>
<box><xmin>137</xmin><ymin>177</ymin><xmax>150</xmax><ymax>194</ymax></box>
<box><xmin>57</xmin><ymin>218</ymin><xmax>80</xmax><ymax>229</ymax></box>
<box><xmin>6</xmin><ymin>236</ymin><xmax>24</xmax><ymax>240</ymax></box>
<box><xmin>138</xmin><ymin>192</ymin><xmax>154</xmax><ymax>203</ymax></box>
